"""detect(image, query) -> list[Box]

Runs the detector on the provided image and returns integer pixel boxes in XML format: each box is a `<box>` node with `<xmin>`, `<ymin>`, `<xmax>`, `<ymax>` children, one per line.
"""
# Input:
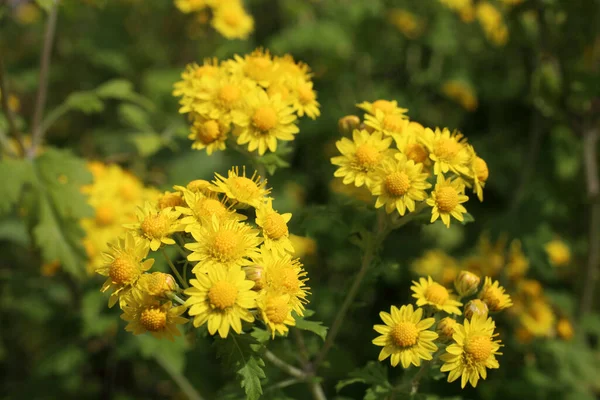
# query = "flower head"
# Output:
<box><xmin>188</xmin><ymin>115</ymin><xmax>230</xmax><ymax>155</ymax></box>
<box><xmin>121</xmin><ymin>293</ymin><xmax>188</xmax><ymax>341</ymax></box>
<box><xmin>125</xmin><ymin>203</ymin><xmax>183</xmax><ymax>251</ymax></box>
<box><xmin>478</xmin><ymin>277</ymin><xmax>513</xmax><ymax>312</ymax></box>
<box><xmin>421</xmin><ymin>127</ymin><xmax>472</xmax><ymax>177</ymax></box>
<box><xmin>364</xmin><ymin>109</ymin><xmax>410</xmax><ymax>138</ymax></box>
<box><xmin>545</xmin><ymin>239</ymin><xmax>571</xmax><ymax>267</ymax></box>
<box><xmin>427</xmin><ymin>175</ymin><xmax>469</xmax><ymax>228</ymax></box>
<box><xmin>257</xmin><ymin>292</ymin><xmax>296</xmax><ymax>338</ymax></box>
<box><xmin>411</xmin><ymin>276</ymin><xmax>463</xmax><ymax>315</ymax></box>
<box><xmin>211</xmin><ymin>166</ymin><xmax>271</xmax><ymax>208</ymax></box>
<box><xmin>255</xmin><ymin>199</ymin><xmax>294</xmax><ymax>255</ymax></box>
<box><xmin>356</xmin><ymin>99</ymin><xmax>408</xmax><ymax>118</ymax></box>
<box><xmin>211</xmin><ymin>1</ymin><xmax>254</xmax><ymax>40</ymax></box>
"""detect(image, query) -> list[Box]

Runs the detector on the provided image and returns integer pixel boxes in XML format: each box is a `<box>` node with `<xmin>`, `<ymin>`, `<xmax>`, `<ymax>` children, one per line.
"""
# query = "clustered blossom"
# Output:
<box><xmin>373</xmin><ymin>271</ymin><xmax>512</xmax><ymax>388</ymax></box>
<box><xmin>436</xmin><ymin>0</ymin><xmax>509</xmax><ymax>45</ymax></box>
<box><xmin>94</xmin><ymin>167</ymin><xmax>311</xmax><ymax>341</ymax></box>
<box><xmin>331</xmin><ymin>99</ymin><xmax>488</xmax><ymax>228</ymax></box>
<box><xmin>174</xmin><ymin>0</ymin><xmax>254</xmax><ymax>40</ymax></box>
<box><xmin>173</xmin><ymin>49</ymin><xmax>320</xmax><ymax>156</ymax></box>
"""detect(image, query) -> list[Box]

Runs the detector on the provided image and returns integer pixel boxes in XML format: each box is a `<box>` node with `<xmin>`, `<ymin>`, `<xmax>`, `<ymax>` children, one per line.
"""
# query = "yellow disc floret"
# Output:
<box><xmin>109</xmin><ymin>257</ymin><xmax>139</xmax><ymax>285</ymax></box>
<box><xmin>265</xmin><ymin>295</ymin><xmax>289</xmax><ymax>324</ymax></box>
<box><xmin>391</xmin><ymin>322</ymin><xmax>419</xmax><ymax>347</ymax></box>
<box><xmin>209</xmin><ymin>281</ymin><xmax>239</xmax><ymax>310</ymax></box>
<box><xmin>263</xmin><ymin>212</ymin><xmax>289</xmax><ymax>239</ymax></box>
<box><xmin>436</xmin><ymin>186</ymin><xmax>459</xmax><ymax>213</ymax></box>
<box><xmin>212</xmin><ymin>230</ymin><xmax>241</xmax><ymax>261</ymax></box>
<box><xmin>355</xmin><ymin>143</ymin><xmax>382</xmax><ymax>168</ymax></box>
<box><xmin>465</xmin><ymin>335</ymin><xmax>494</xmax><ymax>362</ymax></box>
<box><xmin>252</xmin><ymin>106</ymin><xmax>278</xmax><ymax>131</ymax></box>
<box><xmin>385</xmin><ymin>172</ymin><xmax>411</xmax><ymax>196</ymax></box>
<box><xmin>140</xmin><ymin>307</ymin><xmax>168</xmax><ymax>332</ymax></box>
<box><xmin>425</xmin><ymin>283</ymin><xmax>450</xmax><ymax>304</ymax></box>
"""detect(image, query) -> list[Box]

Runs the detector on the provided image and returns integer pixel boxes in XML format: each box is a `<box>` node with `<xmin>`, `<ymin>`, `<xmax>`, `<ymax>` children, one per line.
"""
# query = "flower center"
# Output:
<box><xmin>391</xmin><ymin>322</ymin><xmax>419</xmax><ymax>347</ymax></box>
<box><xmin>436</xmin><ymin>186</ymin><xmax>459</xmax><ymax>212</ymax></box>
<box><xmin>264</xmin><ymin>212</ymin><xmax>288</xmax><ymax>239</ymax></box>
<box><xmin>405</xmin><ymin>143</ymin><xmax>428</xmax><ymax>164</ymax></box>
<box><xmin>383</xmin><ymin>115</ymin><xmax>405</xmax><ymax>132</ymax></box>
<box><xmin>297</xmin><ymin>84</ymin><xmax>315</xmax><ymax>103</ymax></box>
<box><xmin>474</xmin><ymin>157</ymin><xmax>489</xmax><ymax>182</ymax></box>
<box><xmin>434</xmin><ymin>138</ymin><xmax>461</xmax><ymax>161</ymax></box>
<box><xmin>141</xmin><ymin>214</ymin><xmax>170</xmax><ymax>239</ymax></box>
<box><xmin>140</xmin><ymin>307</ymin><xmax>167</xmax><ymax>332</ymax></box>
<box><xmin>385</xmin><ymin>171</ymin><xmax>411</xmax><ymax>196</ymax></box>
<box><xmin>197</xmin><ymin>120</ymin><xmax>221</xmax><ymax>144</ymax></box>
<box><xmin>219</xmin><ymin>84</ymin><xmax>241</xmax><ymax>105</ymax></box>
<box><xmin>425</xmin><ymin>283</ymin><xmax>450</xmax><ymax>304</ymax></box>
<box><xmin>355</xmin><ymin>144</ymin><xmax>381</xmax><ymax>168</ymax></box>
<box><xmin>208</xmin><ymin>281</ymin><xmax>238</xmax><ymax>309</ymax></box>
<box><xmin>465</xmin><ymin>335</ymin><xmax>493</xmax><ymax>362</ymax></box>
<box><xmin>231</xmin><ymin>176</ymin><xmax>260</xmax><ymax>197</ymax></box>
<box><xmin>95</xmin><ymin>204</ymin><xmax>115</xmax><ymax>226</ymax></box>
<box><xmin>158</xmin><ymin>193</ymin><xmax>184</xmax><ymax>209</ymax></box>
<box><xmin>266</xmin><ymin>296</ymin><xmax>289</xmax><ymax>324</ymax></box>
<box><xmin>223</xmin><ymin>9</ymin><xmax>242</xmax><ymax>26</ymax></box>
<box><xmin>277</xmin><ymin>268</ymin><xmax>299</xmax><ymax>293</ymax></box>
<box><xmin>212</xmin><ymin>230</ymin><xmax>240</xmax><ymax>260</ymax></box>
<box><xmin>252</xmin><ymin>106</ymin><xmax>278</xmax><ymax>131</ymax></box>
<box><xmin>187</xmin><ymin>179</ymin><xmax>210</xmax><ymax>193</ymax></box>
<box><xmin>196</xmin><ymin>198</ymin><xmax>228</xmax><ymax>219</ymax></box>
<box><xmin>109</xmin><ymin>256</ymin><xmax>140</xmax><ymax>284</ymax></box>
<box><xmin>372</xmin><ymin>100</ymin><xmax>394</xmax><ymax>115</ymax></box>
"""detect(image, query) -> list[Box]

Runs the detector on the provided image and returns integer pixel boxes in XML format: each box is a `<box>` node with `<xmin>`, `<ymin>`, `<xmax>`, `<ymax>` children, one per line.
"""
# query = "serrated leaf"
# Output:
<box><xmin>215</xmin><ymin>334</ymin><xmax>265</xmax><ymax>400</ymax></box>
<box><xmin>65</xmin><ymin>91</ymin><xmax>104</xmax><ymax>114</ymax></box>
<box><xmin>238</xmin><ymin>357</ymin><xmax>266</xmax><ymax>400</ymax></box>
<box><xmin>0</xmin><ymin>157</ymin><xmax>34</xmax><ymax>214</ymax></box>
<box><xmin>293</xmin><ymin>311</ymin><xmax>328</xmax><ymax>341</ymax></box>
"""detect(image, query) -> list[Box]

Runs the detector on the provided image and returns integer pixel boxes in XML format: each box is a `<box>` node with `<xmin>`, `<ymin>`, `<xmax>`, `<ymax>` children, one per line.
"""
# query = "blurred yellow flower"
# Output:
<box><xmin>211</xmin><ymin>1</ymin><xmax>254</xmax><ymax>40</ymax></box>
<box><xmin>479</xmin><ymin>277</ymin><xmax>513</xmax><ymax>312</ymax></box>
<box><xmin>441</xmin><ymin>80</ymin><xmax>478</xmax><ymax>112</ymax></box>
<box><xmin>545</xmin><ymin>239</ymin><xmax>571</xmax><ymax>267</ymax></box>
<box><xmin>556</xmin><ymin>318</ymin><xmax>574</xmax><ymax>341</ymax></box>
<box><xmin>388</xmin><ymin>9</ymin><xmax>425</xmax><ymax>39</ymax></box>
<box><xmin>412</xmin><ymin>249</ymin><xmax>459</xmax><ymax>286</ymax></box>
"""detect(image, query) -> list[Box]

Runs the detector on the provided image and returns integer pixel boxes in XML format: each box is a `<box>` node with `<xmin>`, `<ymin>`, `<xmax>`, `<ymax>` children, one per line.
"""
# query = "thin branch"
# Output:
<box><xmin>155</xmin><ymin>355</ymin><xmax>205</xmax><ymax>400</ymax></box>
<box><xmin>410</xmin><ymin>361</ymin><xmax>430</xmax><ymax>396</ymax></box>
<box><xmin>263</xmin><ymin>378</ymin><xmax>301</xmax><ymax>394</ymax></box>
<box><xmin>308</xmin><ymin>380</ymin><xmax>327</xmax><ymax>400</ymax></box>
<box><xmin>29</xmin><ymin>0</ymin><xmax>60</xmax><ymax>158</ymax></box>
<box><xmin>263</xmin><ymin>349</ymin><xmax>306</xmax><ymax>379</ymax></box>
<box><xmin>0</xmin><ymin>58</ymin><xmax>25</xmax><ymax>155</ymax></box>
<box><xmin>580</xmin><ymin>127</ymin><xmax>600</xmax><ymax>317</ymax></box>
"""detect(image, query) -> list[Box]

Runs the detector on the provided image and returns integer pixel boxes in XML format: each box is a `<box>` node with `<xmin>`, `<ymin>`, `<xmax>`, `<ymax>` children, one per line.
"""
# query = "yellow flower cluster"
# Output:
<box><xmin>331</xmin><ymin>100</ymin><xmax>488</xmax><ymax>228</ymax></box>
<box><xmin>81</xmin><ymin>162</ymin><xmax>159</xmax><ymax>275</ymax></box>
<box><xmin>373</xmin><ymin>271</ymin><xmax>512</xmax><ymax>388</ymax></box>
<box><xmin>173</xmin><ymin>49</ymin><xmax>320</xmax><ymax>156</ymax></box>
<box><xmin>174</xmin><ymin>0</ymin><xmax>254</xmax><ymax>40</ymax></box>
<box><xmin>437</xmin><ymin>0</ymin><xmax>508</xmax><ymax>46</ymax></box>
<box><xmin>441</xmin><ymin>80</ymin><xmax>478</xmax><ymax>112</ymax></box>
<box><xmin>95</xmin><ymin>167</ymin><xmax>310</xmax><ymax>341</ymax></box>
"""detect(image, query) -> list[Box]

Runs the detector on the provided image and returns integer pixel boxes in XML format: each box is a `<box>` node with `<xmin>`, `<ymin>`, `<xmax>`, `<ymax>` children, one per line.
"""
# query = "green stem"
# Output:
<box><xmin>155</xmin><ymin>354</ymin><xmax>205</xmax><ymax>400</ymax></box>
<box><xmin>263</xmin><ymin>378</ymin><xmax>301</xmax><ymax>394</ymax></box>
<box><xmin>168</xmin><ymin>293</ymin><xmax>187</xmax><ymax>306</ymax></box>
<box><xmin>263</xmin><ymin>349</ymin><xmax>306</xmax><ymax>379</ymax></box>
<box><xmin>410</xmin><ymin>361</ymin><xmax>431</xmax><ymax>396</ymax></box>
<box><xmin>161</xmin><ymin>248</ymin><xmax>189</xmax><ymax>289</ymax></box>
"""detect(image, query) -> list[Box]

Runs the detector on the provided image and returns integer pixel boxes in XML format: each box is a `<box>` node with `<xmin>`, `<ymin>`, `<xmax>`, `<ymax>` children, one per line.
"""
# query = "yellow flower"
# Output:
<box><xmin>289</xmin><ymin>79</ymin><xmax>320</xmax><ymax>119</ymax></box>
<box><xmin>96</xmin><ymin>233</ymin><xmax>154</xmax><ymax>308</ymax></box>
<box><xmin>478</xmin><ymin>277</ymin><xmax>513</xmax><ymax>312</ymax></box>
<box><xmin>174</xmin><ymin>0</ymin><xmax>208</xmax><ymax>14</ymax></box>
<box><xmin>427</xmin><ymin>175</ymin><xmax>469</xmax><ymax>228</ymax></box>
<box><xmin>173</xmin><ymin>59</ymin><xmax>221</xmax><ymax>112</ymax></box>
<box><xmin>438</xmin><ymin>0</ymin><xmax>473</xmax><ymax>13</ymax></box>
<box><xmin>211</xmin><ymin>1</ymin><xmax>254</xmax><ymax>40</ymax></box>
<box><xmin>370</xmin><ymin>154</ymin><xmax>431</xmax><ymax>215</ymax></box>
<box><xmin>158</xmin><ymin>191</ymin><xmax>185</xmax><ymax>210</ymax></box>
<box><xmin>520</xmin><ymin>299</ymin><xmax>555</xmax><ymax>338</ymax></box>
<box><xmin>273</xmin><ymin>54</ymin><xmax>313</xmax><ymax>83</ymax></box>
<box><xmin>454</xmin><ymin>271</ymin><xmax>481</xmax><ymax>297</ymax></box>
<box><xmin>441</xmin><ymin>80</ymin><xmax>478</xmax><ymax>112</ymax></box>
<box><xmin>255</xmin><ymin>199</ymin><xmax>294</xmax><ymax>255</ymax></box>
<box><xmin>372</xmin><ymin>304</ymin><xmax>438</xmax><ymax>368</ymax></box>
<box><xmin>412</xmin><ymin>250</ymin><xmax>459</xmax><ymax>286</ymax></box>
<box><xmin>356</xmin><ymin>99</ymin><xmax>408</xmax><ymax>118</ymax></box>
<box><xmin>506</xmin><ymin>240</ymin><xmax>529</xmax><ymax>280</ymax></box>
<box><xmin>469</xmin><ymin>151</ymin><xmax>489</xmax><ymax>202</ymax></box>
<box><xmin>186</xmin><ymin>215</ymin><xmax>262</xmax><ymax>273</ymax></box>
<box><xmin>331</xmin><ymin>129</ymin><xmax>393</xmax><ymax>188</ymax></box>
<box><xmin>136</xmin><ymin>272</ymin><xmax>178</xmax><ymax>298</ymax></box>
<box><xmin>545</xmin><ymin>239</ymin><xmax>571</xmax><ymax>267</ymax></box>
<box><xmin>194</xmin><ymin>74</ymin><xmax>257</xmax><ymax>120</ymax></box>
<box><xmin>185</xmin><ymin>266</ymin><xmax>257</xmax><ymax>338</ymax></box>
<box><xmin>211</xmin><ymin>166</ymin><xmax>271</xmax><ymax>208</ymax></box>
<box><xmin>289</xmin><ymin>235</ymin><xmax>317</xmax><ymax>259</ymax></box>
<box><xmin>188</xmin><ymin>115</ymin><xmax>230</xmax><ymax>154</ymax></box>
<box><xmin>464</xmin><ymin>299</ymin><xmax>489</xmax><ymax>320</ymax></box>
<box><xmin>388</xmin><ymin>9</ymin><xmax>425</xmax><ymax>39</ymax></box>
<box><xmin>125</xmin><ymin>202</ymin><xmax>183</xmax><ymax>251</ymax></box>
<box><xmin>364</xmin><ymin>109</ymin><xmax>410</xmax><ymax>138</ymax></box>
<box><xmin>556</xmin><ymin>318</ymin><xmax>574</xmax><ymax>341</ymax></box>
<box><xmin>121</xmin><ymin>293</ymin><xmax>188</xmax><ymax>341</ymax></box>
<box><xmin>176</xmin><ymin>186</ymin><xmax>244</xmax><ymax>229</ymax></box>
<box><xmin>476</xmin><ymin>2</ymin><xmax>508</xmax><ymax>46</ymax></box>
<box><xmin>411</xmin><ymin>276</ymin><xmax>463</xmax><ymax>315</ymax></box>
<box><xmin>440</xmin><ymin>313</ymin><xmax>502</xmax><ymax>388</ymax></box>
<box><xmin>257</xmin><ymin>292</ymin><xmax>296</xmax><ymax>338</ymax></box>
<box><xmin>232</xmin><ymin>91</ymin><xmax>299</xmax><ymax>155</ymax></box>
<box><xmin>225</xmin><ymin>48</ymin><xmax>278</xmax><ymax>88</ymax></box>
<box><xmin>421</xmin><ymin>127</ymin><xmax>472</xmax><ymax>177</ymax></box>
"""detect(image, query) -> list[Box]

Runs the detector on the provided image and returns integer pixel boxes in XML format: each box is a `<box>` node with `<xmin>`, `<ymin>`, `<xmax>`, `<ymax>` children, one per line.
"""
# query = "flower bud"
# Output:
<box><xmin>338</xmin><ymin>115</ymin><xmax>361</xmax><ymax>135</ymax></box>
<box><xmin>454</xmin><ymin>270</ymin><xmax>481</xmax><ymax>297</ymax></box>
<box><xmin>244</xmin><ymin>264</ymin><xmax>265</xmax><ymax>290</ymax></box>
<box><xmin>437</xmin><ymin>317</ymin><xmax>458</xmax><ymax>342</ymax></box>
<box><xmin>187</xmin><ymin>179</ymin><xmax>211</xmax><ymax>193</ymax></box>
<box><xmin>139</xmin><ymin>272</ymin><xmax>178</xmax><ymax>298</ymax></box>
<box><xmin>464</xmin><ymin>299</ymin><xmax>489</xmax><ymax>320</ymax></box>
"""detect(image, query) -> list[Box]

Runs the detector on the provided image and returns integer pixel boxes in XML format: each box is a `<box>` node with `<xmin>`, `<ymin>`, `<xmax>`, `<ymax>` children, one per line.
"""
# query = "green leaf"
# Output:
<box><xmin>293</xmin><ymin>310</ymin><xmax>328</xmax><ymax>341</ymax></box>
<box><xmin>460</xmin><ymin>212</ymin><xmax>475</xmax><ymax>225</ymax></box>
<box><xmin>65</xmin><ymin>91</ymin><xmax>105</xmax><ymax>114</ymax></box>
<box><xmin>336</xmin><ymin>361</ymin><xmax>391</xmax><ymax>393</ymax></box>
<box><xmin>238</xmin><ymin>357</ymin><xmax>266</xmax><ymax>400</ymax></box>
<box><xmin>137</xmin><ymin>334</ymin><xmax>188</xmax><ymax>374</ymax></box>
<box><xmin>0</xmin><ymin>157</ymin><xmax>34</xmax><ymax>214</ymax></box>
<box><xmin>128</xmin><ymin>132</ymin><xmax>163</xmax><ymax>157</ymax></box>
<box><xmin>35</xmin><ymin>0</ymin><xmax>54</xmax><ymax>12</ymax></box>
<box><xmin>81</xmin><ymin>291</ymin><xmax>116</xmax><ymax>337</ymax></box>
<box><xmin>118</xmin><ymin>103</ymin><xmax>153</xmax><ymax>131</ymax></box>
<box><xmin>96</xmin><ymin>79</ymin><xmax>154</xmax><ymax>110</ymax></box>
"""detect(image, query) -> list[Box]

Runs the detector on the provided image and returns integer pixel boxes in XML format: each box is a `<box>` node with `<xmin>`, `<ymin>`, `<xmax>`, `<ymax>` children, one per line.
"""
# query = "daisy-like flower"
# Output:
<box><xmin>411</xmin><ymin>276</ymin><xmax>463</xmax><ymax>315</ymax></box>
<box><xmin>427</xmin><ymin>175</ymin><xmax>469</xmax><ymax>228</ymax></box>
<box><xmin>255</xmin><ymin>199</ymin><xmax>294</xmax><ymax>255</ymax></box>
<box><xmin>96</xmin><ymin>233</ymin><xmax>154</xmax><ymax>308</ymax></box>
<box><xmin>364</xmin><ymin>109</ymin><xmax>410</xmax><ymax>138</ymax></box>
<box><xmin>545</xmin><ymin>239</ymin><xmax>571</xmax><ymax>267</ymax></box>
<box><xmin>519</xmin><ymin>299</ymin><xmax>555</xmax><ymax>337</ymax></box>
<box><xmin>135</xmin><ymin>272</ymin><xmax>178</xmax><ymax>298</ymax></box>
<box><xmin>211</xmin><ymin>1</ymin><xmax>254</xmax><ymax>40</ymax></box>
<box><xmin>211</xmin><ymin>166</ymin><xmax>271</xmax><ymax>208</ymax></box>
<box><xmin>478</xmin><ymin>277</ymin><xmax>513</xmax><ymax>312</ymax></box>
<box><xmin>175</xmin><ymin>185</ymin><xmax>244</xmax><ymax>229</ymax></box>
<box><xmin>158</xmin><ymin>191</ymin><xmax>185</xmax><ymax>210</ymax></box>
<box><xmin>372</xmin><ymin>304</ymin><xmax>438</xmax><ymax>368</ymax></box>
<box><xmin>420</xmin><ymin>127</ymin><xmax>472</xmax><ymax>176</ymax></box>
<box><xmin>331</xmin><ymin>129</ymin><xmax>393</xmax><ymax>188</ymax></box>
<box><xmin>125</xmin><ymin>203</ymin><xmax>183</xmax><ymax>251</ymax></box>
<box><xmin>232</xmin><ymin>91</ymin><xmax>299</xmax><ymax>155</ymax></box>
<box><xmin>257</xmin><ymin>292</ymin><xmax>296</xmax><ymax>338</ymax></box>
<box><xmin>440</xmin><ymin>313</ymin><xmax>502</xmax><ymax>388</ymax></box>
<box><xmin>441</xmin><ymin>80</ymin><xmax>478</xmax><ymax>112</ymax></box>
<box><xmin>469</xmin><ymin>150</ymin><xmax>489</xmax><ymax>202</ymax></box>
<box><xmin>188</xmin><ymin>115</ymin><xmax>230</xmax><ymax>155</ymax></box>
<box><xmin>225</xmin><ymin>48</ymin><xmax>278</xmax><ymax>88</ymax></box>
<box><xmin>173</xmin><ymin>59</ymin><xmax>222</xmax><ymax>114</ymax></box>
<box><xmin>174</xmin><ymin>0</ymin><xmax>208</xmax><ymax>14</ymax></box>
<box><xmin>370</xmin><ymin>154</ymin><xmax>431</xmax><ymax>216</ymax></box>
<box><xmin>186</xmin><ymin>179</ymin><xmax>213</xmax><ymax>194</ymax></box>
<box><xmin>186</xmin><ymin>215</ymin><xmax>262</xmax><ymax>273</ymax></box>
<box><xmin>194</xmin><ymin>74</ymin><xmax>257</xmax><ymax>121</ymax></box>
<box><xmin>274</xmin><ymin>54</ymin><xmax>312</xmax><ymax>82</ymax></box>
<box><xmin>184</xmin><ymin>266</ymin><xmax>257</xmax><ymax>338</ymax></box>
<box><xmin>121</xmin><ymin>293</ymin><xmax>188</xmax><ymax>341</ymax></box>
<box><xmin>356</xmin><ymin>99</ymin><xmax>408</xmax><ymax>118</ymax></box>
<box><xmin>289</xmin><ymin>79</ymin><xmax>320</xmax><ymax>119</ymax></box>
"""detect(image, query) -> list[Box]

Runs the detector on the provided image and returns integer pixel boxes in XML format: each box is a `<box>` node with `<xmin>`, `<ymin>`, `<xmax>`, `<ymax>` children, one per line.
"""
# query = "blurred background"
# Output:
<box><xmin>1</xmin><ymin>0</ymin><xmax>599</xmax><ymax>399</ymax></box>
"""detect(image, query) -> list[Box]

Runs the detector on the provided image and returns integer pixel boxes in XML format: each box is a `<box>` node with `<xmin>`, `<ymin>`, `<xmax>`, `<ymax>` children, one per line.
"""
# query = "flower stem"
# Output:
<box><xmin>161</xmin><ymin>248</ymin><xmax>189</xmax><ymax>289</ymax></box>
<box><xmin>263</xmin><ymin>349</ymin><xmax>306</xmax><ymax>379</ymax></box>
<box><xmin>155</xmin><ymin>354</ymin><xmax>205</xmax><ymax>400</ymax></box>
<box><xmin>410</xmin><ymin>361</ymin><xmax>430</xmax><ymax>396</ymax></box>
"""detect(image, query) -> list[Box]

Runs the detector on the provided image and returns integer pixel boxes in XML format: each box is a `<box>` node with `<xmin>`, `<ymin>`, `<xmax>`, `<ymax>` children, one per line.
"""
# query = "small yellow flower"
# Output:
<box><xmin>176</xmin><ymin>186</ymin><xmax>244</xmax><ymax>229</ymax></box>
<box><xmin>364</xmin><ymin>109</ymin><xmax>410</xmax><ymax>138</ymax></box>
<box><xmin>454</xmin><ymin>270</ymin><xmax>481</xmax><ymax>297</ymax></box>
<box><xmin>411</xmin><ymin>276</ymin><xmax>463</xmax><ymax>315</ymax></box>
<box><xmin>255</xmin><ymin>199</ymin><xmax>294</xmax><ymax>255</ymax></box>
<box><xmin>520</xmin><ymin>299</ymin><xmax>555</xmax><ymax>338</ymax></box>
<box><xmin>421</xmin><ymin>127</ymin><xmax>472</xmax><ymax>177</ymax></box>
<box><xmin>194</xmin><ymin>74</ymin><xmax>257</xmax><ymax>121</ymax></box>
<box><xmin>441</xmin><ymin>80</ymin><xmax>478</xmax><ymax>112</ymax></box>
<box><xmin>125</xmin><ymin>203</ymin><xmax>183</xmax><ymax>251</ymax></box>
<box><xmin>372</xmin><ymin>304</ymin><xmax>438</xmax><ymax>368</ymax></box>
<box><xmin>545</xmin><ymin>239</ymin><xmax>571</xmax><ymax>267</ymax></box>
<box><xmin>370</xmin><ymin>154</ymin><xmax>431</xmax><ymax>216</ymax></box>
<box><xmin>257</xmin><ymin>292</ymin><xmax>296</xmax><ymax>338</ymax></box>
<box><xmin>158</xmin><ymin>191</ymin><xmax>185</xmax><ymax>210</ymax></box>
<box><xmin>289</xmin><ymin>235</ymin><xmax>317</xmax><ymax>259</ymax></box>
<box><xmin>226</xmin><ymin>48</ymin><xmax>278</xmax><ymax>88</ymax></box>
<box><xmin>232</xmin><ymin>91</ymin><xmax>299</xmax><ymax>155</ymax></box>
<box><xmin>427</xmin><ymin>175</ymin><xmax>469</xmax><ymax>228</ymax></box>
<box><xmin>174</xmin><ymin>0</ymin><xmax>207</xmax><ymax>14</ymax></box>
<box><xmin>186</xmin><ymin>215</ymin><xmax>262</xmax><ymax>273</ymax></box>
<box><xmin>478</xmin><ymin>277</ymin><xmax>513</xmax><ymax>312</ymax></box>
<box><xmin>469</xmin><ymin>151</ymin><xmax>489</xmax><ymax>202</ymax></box>
<box><xmin>388</xmin><ymin>9</ymin><xmax>425</xmax><ymax>39</ymax></box>
<box><xmin>440</xmin><ymin>313</ymin><xmax>502</xmax><ymax>388</ymax></box>
<box><xmin>185</xmin><ymin>266</ymin><xmax>257</xmax><ymax>338</ymax></box>
<box><xmin>437</xmin><ymin>317</ymin><xmax>459</xmax><ymax>342</ymax></box>
<box><xmin>211</xmin><ymin>166</ymin><xmax>271</xmax><ymax>208</ymax></box>
<box><xmin>412</xmin><ymin>250</ymin><xmax>459</xmax><ymax>286</ymax></box>
<box><xmin>136</xmin><ymin>272</ymin><xmax>178</xmax><ymax>298</ymax></box>
<box><xmin>556</xmin><ymin>318</ymin><xmax>574</xmax><ymax>341</ymax></box>
<box><xmin>331</xmin><ymin>129</ymin><xmax>393</xmax><ymax>188</ymax></box>
<box><xmin>356</xmin><ymin>99</ymin><xmax>408</xmax><ymax>118</ymax></box>
<box><xmin>188</xmin><ymin>116</ymin><xmax>230</xmax><ymax>155</ymax></box>
<box><xmin>476</xmin><ymin>2</ymin><xmax>508</xmax><ymax>46</ymax></box>
<box><xmin>289</xmin><ymin>79</ymin><xmax>320</xmax><ymax>119</ymax></box>
<box><xmin>211</xmin><ymin>1</ymin><xmax>254</xmax><ymax>40</ymax></box>
<box><xmin>121</xmin><ymin>293</ymin><xmax>188</xmax><ymax>341</ymax></box>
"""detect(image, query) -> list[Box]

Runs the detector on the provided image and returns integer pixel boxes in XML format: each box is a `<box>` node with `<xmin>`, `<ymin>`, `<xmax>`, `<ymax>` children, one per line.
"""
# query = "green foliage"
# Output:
<box><xmin>0</xmin><ymin>157</ymin><xmax>34</xmax><ymax>214</ymax></box>
<box><xmin>293</xmin><ymin>310</ymin><xmax>328</xmax><ymax>342</ymax></box>
<box><xmin>336</xmin><ymin>361</ymin><xmax>393</xmax><ymax>399</ymax></box>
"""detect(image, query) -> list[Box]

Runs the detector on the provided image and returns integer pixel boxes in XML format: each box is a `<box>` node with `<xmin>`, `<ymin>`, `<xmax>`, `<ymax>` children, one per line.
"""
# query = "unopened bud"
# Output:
<box><xmin>454</xmin><ymin>270</ymin><xmax>481</xmax><ymax>297</ymax></box>
<box><xmin>338</xmin><ymin>115</ymin><xmax>361</xmax><ymax>135</ymax></box>
<box><xmin>244</xmin><ymin>264</ymin><xmax>265</xmax><ymax>291</ymax></box>
<box><xmin>140</xmin><ymin>272</ymin><xmax>178</xmax><ymax>297</ymax></box>
<box><xmin>437</xmin><ymin>317</ymin><xmax>458</xmax><ymax>342</ymax></box>
<box><xmin>187</xmin><ymin>179</ymin><xmax>211</xmax><ymax>193</ymax></box>
<box><xmin>464</xmin><ymin>299</ymin><xmax>489</xmax><ymax>320</ymax></box>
